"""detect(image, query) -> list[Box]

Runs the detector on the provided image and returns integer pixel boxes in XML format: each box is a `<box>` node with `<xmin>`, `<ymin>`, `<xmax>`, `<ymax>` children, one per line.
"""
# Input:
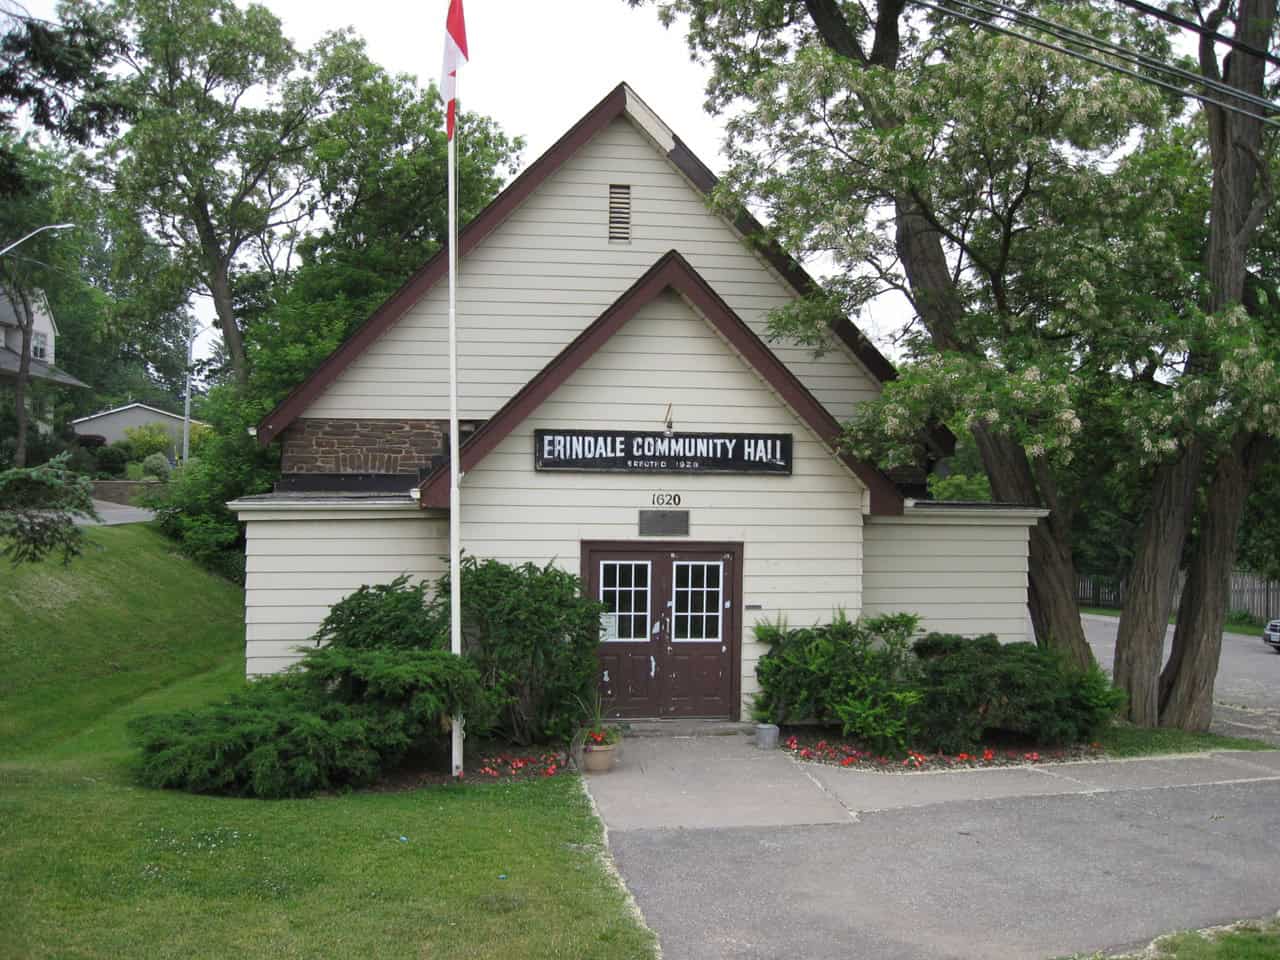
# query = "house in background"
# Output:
<box><xmin>0</xmin><ymin>288</ymin><xmax>90</xmax><ymax>394</ymax></box>
<box><xmin>230</xmin><ymin>84</ymin><xmax>1047</xmax><ymax>721</ymax></box>
<box><xmin>72</xmin><ymin>402</ymin><xmax>206</xmax><ymax>457</ymax></box>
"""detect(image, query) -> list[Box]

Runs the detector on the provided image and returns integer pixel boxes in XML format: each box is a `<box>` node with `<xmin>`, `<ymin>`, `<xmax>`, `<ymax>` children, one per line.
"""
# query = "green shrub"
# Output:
<box><xmin>141</xmin><ymin>452</ymin><xmax>171</xmax><ymax>480</ymax></box>
<box><xmin>63</xmin><ymin>445</ymin><xmax>97</xmax><ymax>476</ymax></box>
<box><xmin>312</xmin><ymin>576</ymin><xmax>445</xmax><ymax>651</ymax></box>
<box><xmin>94</xmin><ymin>443</ymin><xmax>129</xmax><ymax>477</ymax></box>
<box><xmin>129</xmin><ymin>648</ymin><xmax>489</xmax><ymax>799</ymax></box>
<box><xmin>1226</xmin><ymin>607</ymin><xmax>1262</xmax><ymax>627</ymax></box>
<box><xmin>754</xmin><ymin>612</ymin><xmax>923</xmax><ymax>753</ymax></box>
<box><xmin>123</xmin><ymin>422</ymin><xmax>172</xmax><ymax>460</ymax></box>
<box><xmin>912</xmin><ymin>634</ymin><xmax>1125</xmax><ymax>753</ymax></box>
<box><xmin>125</xmin><ymin>461</ymin><xmax>145</xmax><ymax>480</ymax></box>
<box><xmin>451</xmin><ymin>557</ymin><xmax>604</xmax><ymax>745</ymax></box>
<box><xmin>145</xmin><ymin>388</ymin><xmax>278</xmax><ymax>582</ymax></box>
<box><xmin>129</xmin><ymin>558</ymin><xmax>600</xmax><ymax>797</ymax></box>
<box><xmin>0</xmin><ymin>452</ymin><xmax>98</xmax><ymax>564</ymax></box>
<box><xmin>755</xmin><ymin>618</ymin><xmax>1125</xmax><ymax>755</ymax></box>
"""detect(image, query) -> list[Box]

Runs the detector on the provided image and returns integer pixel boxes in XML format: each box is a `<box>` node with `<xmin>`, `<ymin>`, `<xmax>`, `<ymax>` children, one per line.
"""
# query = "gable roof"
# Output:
<box><xmin>0</xmin><ymin>346</ymin><xmax>88</xmax><ymax>388</ymax></box>
<box><xmin>71</xmin><ymin>402</ymin><xmax>203</xmax><ymax>425</ymax></box>
<box><xmin>257</xmin><ymin>82</ymin><xmax>926</xmax><ymax>450</ymax></box>
<box><xmin>417</xmin><ymin>251</ymin><xmax>904</xmax><ymax>516</ymax></box>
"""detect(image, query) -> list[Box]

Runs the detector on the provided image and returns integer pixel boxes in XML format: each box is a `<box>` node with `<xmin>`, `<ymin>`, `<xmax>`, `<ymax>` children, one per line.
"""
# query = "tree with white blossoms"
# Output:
<box><xmin>630</xmin><ymin>0</ymin><xmax>1278</xmax><ymax>728</ymax></box>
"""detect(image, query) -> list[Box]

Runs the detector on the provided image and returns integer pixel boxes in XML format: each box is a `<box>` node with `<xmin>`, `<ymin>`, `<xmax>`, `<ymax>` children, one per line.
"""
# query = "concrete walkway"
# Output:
<box><xmin>78</xmin><ymin>499</ymin><xmax>156</xmax><ymax>526</ymax></box>
<box><xmin>587</xmin><ymin>735</ymin><xmax>1280</xmax><ymax>959</ymax></box>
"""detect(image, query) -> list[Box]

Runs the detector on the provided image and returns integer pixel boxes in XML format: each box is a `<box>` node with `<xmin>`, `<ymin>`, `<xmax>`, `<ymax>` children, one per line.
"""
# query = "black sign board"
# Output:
<box><xmin>534</xmin><ymin>429</ymin><xmax>792</xmax><ymax>475</ymax></box>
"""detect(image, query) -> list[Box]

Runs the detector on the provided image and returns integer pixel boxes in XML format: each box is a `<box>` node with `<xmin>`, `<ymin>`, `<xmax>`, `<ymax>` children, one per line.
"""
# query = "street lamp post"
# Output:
<box><xmin>0</xmin><ymin>223</ymin><xmax>75</xmax><ymax>258</ymax></box>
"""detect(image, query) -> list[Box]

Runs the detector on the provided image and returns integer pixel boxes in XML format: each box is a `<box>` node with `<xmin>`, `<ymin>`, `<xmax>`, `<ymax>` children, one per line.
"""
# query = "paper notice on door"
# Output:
<box><xmin>600</xmin><ymin>613</ymin><xmax>619</xmax><ymax>641</ymax></box>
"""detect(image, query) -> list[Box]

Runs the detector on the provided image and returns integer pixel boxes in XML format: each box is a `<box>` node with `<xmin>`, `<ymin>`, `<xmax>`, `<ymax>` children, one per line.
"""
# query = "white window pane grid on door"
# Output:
<box><xmin>600</xmin><ymin>560</ymin><xmax>651</xmax><ymax>642</ymax></box>
<box><xmin>673</xmin><ymin>560</ymin><xmax>723</xmax><ymax>642</ymax></box>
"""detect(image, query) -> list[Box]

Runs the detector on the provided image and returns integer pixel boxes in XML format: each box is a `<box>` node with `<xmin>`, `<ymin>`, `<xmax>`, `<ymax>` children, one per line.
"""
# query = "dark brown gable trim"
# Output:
<box><xmin>418</xmin><ymin>251</ymin><xmax>904</xmax><ymax>516</ymax></box>
<box><xmin>666</xmin><ymin>134</ymin><xmax>955</xmax><ymax>459</ymax></box>
<box><xmin>256</xmin><ymin>84</ymin><xmax>631</xmax><ymax>445</ymax></box>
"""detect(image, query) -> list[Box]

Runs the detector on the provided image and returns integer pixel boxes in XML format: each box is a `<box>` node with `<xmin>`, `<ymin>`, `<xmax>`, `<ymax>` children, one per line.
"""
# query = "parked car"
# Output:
<box><xmin>1265</xmin><ymin>619</ymin><xmax>1280</xmax><ymax>653</ymax></box>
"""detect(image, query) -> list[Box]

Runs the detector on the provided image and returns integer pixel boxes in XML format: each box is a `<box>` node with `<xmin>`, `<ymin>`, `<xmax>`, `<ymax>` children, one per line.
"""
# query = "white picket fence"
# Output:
<box><xmin>1077</xmin><ymin>570</ymin><xmax>1280</xmax><ymax>623</ymax></box>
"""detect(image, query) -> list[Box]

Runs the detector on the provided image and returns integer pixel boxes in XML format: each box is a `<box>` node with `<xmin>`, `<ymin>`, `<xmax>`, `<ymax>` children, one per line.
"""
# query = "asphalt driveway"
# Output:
<box><xmin>1082</xmin><ymin>614</ymin><xmax>1280</xmax><ymax>746</ymax></box>
<box><xmin>77</xmin><ymin>499</ymin><xmax>156</xmax><ymax>526</ymax></box>
<box><xmin>588</xmin><ymin>735</ymin><xmax>1280</xmax><ymax>959</ymax></box>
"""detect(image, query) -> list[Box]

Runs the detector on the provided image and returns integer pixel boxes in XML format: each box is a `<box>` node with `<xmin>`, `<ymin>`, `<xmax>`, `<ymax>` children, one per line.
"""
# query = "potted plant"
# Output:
<box><xmin>578</xmin><ymin>695</ymin><xmax>622</xmax><ymax>773</ymax></box>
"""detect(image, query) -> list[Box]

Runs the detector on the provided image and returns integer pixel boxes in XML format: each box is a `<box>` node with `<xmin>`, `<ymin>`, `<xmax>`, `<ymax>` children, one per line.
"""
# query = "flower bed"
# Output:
<box><xmin>473</xmin><ymin>747</ymin><xmax>568</xmax><ymax>781</ymax></box>
<box><xmin>782</xmin><ymin>730</ymin><xmax>1104</xmax><ymax>772</ymax></box>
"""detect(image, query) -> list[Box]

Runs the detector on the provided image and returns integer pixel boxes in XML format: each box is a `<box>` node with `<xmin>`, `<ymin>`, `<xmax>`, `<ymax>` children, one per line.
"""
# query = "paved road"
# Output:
<box><xmin>76</xmin><ymin>499</ymin><xmax>156</xmax><ymax>526</ymax></box>
<box><xmin>591</xmin><ymin>737</ymin><xmax>1280</xmax><ymax>960</ymax></box>
<box><xmin>1082</xmin><ymin>614</ymin><xmax>1280</xmax><ymax>746</ymax></box>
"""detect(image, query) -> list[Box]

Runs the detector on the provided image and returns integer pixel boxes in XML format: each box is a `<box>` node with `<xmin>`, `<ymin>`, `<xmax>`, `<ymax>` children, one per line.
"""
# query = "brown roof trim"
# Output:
<box><xmin>665</xmin><ymin>131</ymin><xmax>954</xmax><ymax>458</ymax></box>
<box><xmin>257</xmin><ymin>83</ymin><xmax>631</xmax><ymax>445</ymax></box>
<box><xmin>666</xmin><ymin>134</ymin><xmax>900</xmax><ymax>385</ymax></box>
<box><xmin>417</xmin><ymin>251</ymin><xmax>904</xmax><ymax>516</ymax></box>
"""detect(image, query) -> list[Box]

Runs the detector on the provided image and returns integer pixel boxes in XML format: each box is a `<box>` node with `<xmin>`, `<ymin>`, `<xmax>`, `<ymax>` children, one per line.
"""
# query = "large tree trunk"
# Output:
<box><xmin>972</xmin><ymin>423</ymin><xmax>1093</xmax><ymax>669</ymax></box>
<box><xmin>1113</xmin><ymin>445</ymin><xmax>1204</xmax><ymax>725</ymax></box>
<box><xmin>1110</xmin><ymin>0</ymin><xmax>1274</xmax><ymax>726</ymax></box>
<box><xmin>208</xmin><ymin>260</ymin><xmax>248</xmax><ymax>387</ymax></box>
<box><xmin>3</xmin><ymin>278</ymin><xmax>35</xmax><ymax>468</ymax></box>
<box><xmin>810</xmin><ymin>0</ymin><xmax>1089</xmax><ymax>671</ymax></box>
<box><xmin>1159</xmin><ymin>434</ymin><xmax>1270</xmax><ymax>730</ymax></box>
<box><xmin>894</xmin><ymin>201</ymin><xmax>1092</xmax><ymax>668</ymax></box>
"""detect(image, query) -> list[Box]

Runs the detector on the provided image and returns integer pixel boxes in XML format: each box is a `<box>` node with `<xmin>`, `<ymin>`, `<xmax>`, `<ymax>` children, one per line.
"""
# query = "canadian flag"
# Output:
<box><xmin>440</xmin><ymin>0</ymin><xmax>468</xmax><ymax>140</ymax></box>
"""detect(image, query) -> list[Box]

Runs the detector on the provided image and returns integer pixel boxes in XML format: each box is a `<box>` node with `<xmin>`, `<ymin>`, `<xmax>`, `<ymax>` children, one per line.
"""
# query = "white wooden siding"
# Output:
<box><xmin>302</xmin><ymin>116</ymin><xmax>881</xmax><ymax>423</ymax></box>
<box><xmin>458</xmin><ymin>290</ymin><xmax>868</xmax><ymax>718</ymax></box>
<box><xmin>241</xmin><ymin>509</ymin><xmax>447</xmax><ymax>675</ymax></box>
<box><xmin>861</xmin><ymin>514</ymin><xmax>1034</xmax><ymax>643</ymax></box>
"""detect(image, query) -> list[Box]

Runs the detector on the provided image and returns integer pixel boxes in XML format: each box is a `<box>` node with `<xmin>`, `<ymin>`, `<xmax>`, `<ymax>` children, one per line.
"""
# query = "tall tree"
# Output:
<box><xmin>246</xmin><ymin>61</ymin><xmax>521</xmax><ymax>403</ymax></box>
<box><xmin>72</xmin><ymin>0</ymin><xmax>365</xmax><ymax>386</ymax></box>
<box><xmin>1117</xmin><ymin>0</ymin><xmax>1277</xmax><ymax>729</ymax></box>
<box><xmin>0</xmin><ymin>142</ymin><xmax>72</xmax><ymax>467</ymax></box>
<box><xmin>1155</xmin><ymin>0</ymin><xmax>1277</xmax><ymax>730</ymax></box>
<box><xmin>632</xmin><ymin>0</ymin><xmax>1185</xmax><ymax>669</ymax></box>
<box><xmin>0</xmin><ymin>1</ymin><xmax>123</xmax><ymax>195</ymax></box>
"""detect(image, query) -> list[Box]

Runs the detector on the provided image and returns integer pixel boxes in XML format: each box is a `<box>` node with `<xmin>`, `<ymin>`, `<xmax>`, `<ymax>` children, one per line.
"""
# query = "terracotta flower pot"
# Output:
<box><xmin>582</xmin><ymin>741</ymin><xmax>618</xmax><ymax>773</ymax></box>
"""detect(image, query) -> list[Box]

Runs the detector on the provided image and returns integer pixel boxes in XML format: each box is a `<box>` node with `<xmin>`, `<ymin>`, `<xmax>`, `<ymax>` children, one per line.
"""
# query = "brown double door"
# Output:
<box><xmin>583</xmin><ymin>542</ymin><xmax>740</xmax><ymax>720</ymax></box>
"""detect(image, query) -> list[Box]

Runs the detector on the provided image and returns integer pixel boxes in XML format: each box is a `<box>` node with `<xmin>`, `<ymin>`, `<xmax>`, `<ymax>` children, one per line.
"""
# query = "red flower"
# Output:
<box><xmin>982</xmin><ymin>749</ymin><xmax>995</xmax><ymax>762</ymax></box>
<box><xmin>957</xmin><ymin>753</ymin><xmax>970</xmax><ymax>761</ymax></box>
<box><xmin>544</xmin><ymin>765</ymin><xmax>558</xmax><ymax>777</ymax></box>
<box><xmin>799</xmin><ymin>747</ymin><xmax>812</xmax><ymax>759</ymax></box>
<box><xmin>841</xmin><ymin>756</ymin><xmax>856</xmax><ymax>767</ymax></box>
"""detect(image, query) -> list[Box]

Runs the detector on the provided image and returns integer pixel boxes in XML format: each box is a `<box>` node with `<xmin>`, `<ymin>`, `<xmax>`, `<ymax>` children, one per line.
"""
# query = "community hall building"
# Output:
<box><xmin>230</xmin><ymin>85</ymin><xmax>1044</xmax><ymax>721</ymax></box>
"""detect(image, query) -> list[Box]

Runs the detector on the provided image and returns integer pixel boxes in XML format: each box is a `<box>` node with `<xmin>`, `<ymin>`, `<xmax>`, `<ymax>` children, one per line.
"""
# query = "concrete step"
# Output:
<box><xmin>621</xmin><ymin>719</ymin><xmax>756</xmax><ymax>738</ymax></box>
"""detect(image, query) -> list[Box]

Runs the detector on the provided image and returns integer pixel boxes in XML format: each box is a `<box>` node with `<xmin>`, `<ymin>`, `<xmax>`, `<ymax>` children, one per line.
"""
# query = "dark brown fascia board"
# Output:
<box><xmin>418</xmin><ymin>250</ymin><xmax>904</xmax><ymax>516</ymax></box>
<box><xmin>665</xmin><ymin>134</ymin><xmax>897</xmax><ymax>384</ymax></box>
<box><xmin>665</xmin><ymin>133</ymin><xmax>956</xmax><ymax>459</ymax></box>
<box><xmin>256</xmin><ymin>80</ymin><xmax>934</xmax><ymax>452</ymax></box>
<box><xmin>256</xmin><ymin>83</ymin><xmax>632</xmax><ymax>445</ymax></box>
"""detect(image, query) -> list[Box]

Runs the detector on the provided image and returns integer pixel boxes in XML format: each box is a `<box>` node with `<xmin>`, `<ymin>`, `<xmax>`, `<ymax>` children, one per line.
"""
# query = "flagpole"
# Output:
<box><xmin>448</xmin><ymin>126</ymin><xmax>464</xmax><ymax>779</ymax></box>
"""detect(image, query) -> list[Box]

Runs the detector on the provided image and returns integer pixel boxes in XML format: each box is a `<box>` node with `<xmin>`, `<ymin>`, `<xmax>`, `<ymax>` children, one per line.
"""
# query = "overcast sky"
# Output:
<box><xmin>23</xmin><ymin>0</ymin><xmax>909</xmax><ymax>359</ymax></box>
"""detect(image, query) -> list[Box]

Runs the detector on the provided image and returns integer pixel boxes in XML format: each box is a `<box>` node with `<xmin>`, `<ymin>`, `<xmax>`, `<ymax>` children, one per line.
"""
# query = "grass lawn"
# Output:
<box><xmin>1080</xmin><ymin>606</ymin><xmax>1265</xmax><ymax>638</ymax></box>
<box><xmin>0</xmin><ymin>526</ymin><xmax>655</xmax><ymax>960</ymax></box>
<box><xmin>1071</xmin><ymin>918</ymin><xmax>1280</xmax><ymax>959</ymax></box>
<box><xmin>1093</xmin><ymin>723</ymin><xmax>1272</xmax><ymax>757</ymax></box>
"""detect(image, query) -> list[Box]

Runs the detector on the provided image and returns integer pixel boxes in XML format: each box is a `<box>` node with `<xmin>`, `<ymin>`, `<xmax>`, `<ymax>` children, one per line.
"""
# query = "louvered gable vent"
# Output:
<box><xmin>608</xmin><ymin>184</ymin><xmax>631</xmax><ymax>242</ymax></box>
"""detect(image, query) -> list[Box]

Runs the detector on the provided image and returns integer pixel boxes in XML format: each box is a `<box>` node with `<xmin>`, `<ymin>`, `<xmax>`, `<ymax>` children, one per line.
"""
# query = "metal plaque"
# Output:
<box><xmin>639</xmin><ymin>510</ymin><xmax>690</xmax><ymax>536</ymax></box>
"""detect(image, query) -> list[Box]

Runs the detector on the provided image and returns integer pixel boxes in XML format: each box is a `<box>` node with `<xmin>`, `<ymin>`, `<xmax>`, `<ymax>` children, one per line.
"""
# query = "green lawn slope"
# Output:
<box><xmin>0</xmin><ymin>524</ymin><xmax>245</xmax><ymax>761</ymax></box>
<box><xmin>0</xmin><ymin>524</ymin><xmax>654</xmax><ymax>960</ymax></box>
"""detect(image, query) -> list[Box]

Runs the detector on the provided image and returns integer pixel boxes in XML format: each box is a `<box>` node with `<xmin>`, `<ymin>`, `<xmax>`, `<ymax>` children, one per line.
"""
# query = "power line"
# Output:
<box><xmin>915</xmin><ymin>0</ymin><xmax>1280</xmax><ymax>127</ymax></box>
<box><xmin>1109</xmin><ymin>0</ymin><xmax>1280</xmax><ymax>68</ymax></box>
<box><xmin>959</xmin><ymin>0</ymin><xmax>1280</xmax><ymax>114</ymax></box>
